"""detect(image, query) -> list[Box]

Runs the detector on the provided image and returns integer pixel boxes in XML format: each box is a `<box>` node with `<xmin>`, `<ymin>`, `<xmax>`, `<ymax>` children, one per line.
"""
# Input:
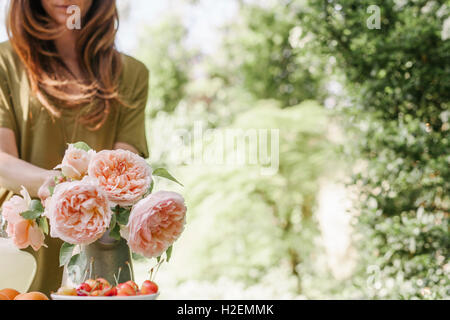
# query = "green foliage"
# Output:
<box><xmin>152</xmin><ymin>168</ymin><xmax>184</xmax><ymax>186</ymax></box>
<box><xmin>172</xmin><ymin>100</ymin><xmax>332</xmax><ymax>293</ymax></box>
<box><xmin>137</xmin><ymin>15</ymin><xmax>194</xmax><ymax>116</ymax></box>
<box><xmin>37</xmin><ymin>216</ymin><xmax>49</xmax><ymax>235</ymax></box>
<box><xmin>214</xmin><ymin>3</ymin><xmax>328</xmax><ymax>107</ymax></box>
<box><xmin>72</xmin><ymin>141</ymin><xmax>92</xmax><ymax>152</ymax></box>
<box><xmin>133</xmin><ymin>0</ymin><xmax>448</xmax><ymax>299</ymax></box>
<box><xmin>67</xmin><ymin>251</ymin><xmax>88</xmax><ymax>284</ymax></box>
<box><xmin>20</xmin><ymin>199</ymin><xmax>45</xmax><ymax>220</ymax></box>
<box><xmin>135</xmin><ymin>1</ymin><xmax>339</xmax><ymax>298</ymax></box>
<box><xmin>59</xmin><ymin>242</ymin><xmax>76</xmax><ymax>267</ymax></box>
<box><xmin>303</xmin><ymin>0</ymin><xmax>450</xmax><ymax>298</ymax></box>
<box><xmin>112</xmin><ymin>206</ymin><xmax>131</xmax><ymax>226</ymax></box>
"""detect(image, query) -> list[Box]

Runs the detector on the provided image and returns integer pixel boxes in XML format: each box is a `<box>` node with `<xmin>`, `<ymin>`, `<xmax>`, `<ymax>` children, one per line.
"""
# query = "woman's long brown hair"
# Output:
<box><xmin>7</xmin><ymin>0</ymin><xmax>123</xmax><ymax>130</ymax></box>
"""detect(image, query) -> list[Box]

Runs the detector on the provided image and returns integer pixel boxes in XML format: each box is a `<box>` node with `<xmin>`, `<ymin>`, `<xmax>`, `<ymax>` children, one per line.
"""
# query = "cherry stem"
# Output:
<box><xmin>152</xmin><ymin>258</ymin><xmax>164</xmax><ymax>281</ymax></box>
<box><xmin>125</xmin><ymin>261</ymin><xmax>133</xmax><ymax>281</ymax></box>
<box><xmin>149</xmin><ymin>267</ymin><xmax>154</xmax><ymax>281</ymax></box>
<box><xmin>114</xmin><ymin>267</ymin><xmax>122</xmax><ymax>286</ymax></box>
<box><xmin>88</xmin><ymin>257</ymin><xmax>94</xmax><ymax>281</ymax></box>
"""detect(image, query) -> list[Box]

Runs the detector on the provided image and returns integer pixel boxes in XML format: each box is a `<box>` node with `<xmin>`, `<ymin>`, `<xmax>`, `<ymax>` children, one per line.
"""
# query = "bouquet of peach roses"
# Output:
<box><xmin>1</xmin><ymin>142</ymin><xmax>186</xmax><ymax>284</ymax></box>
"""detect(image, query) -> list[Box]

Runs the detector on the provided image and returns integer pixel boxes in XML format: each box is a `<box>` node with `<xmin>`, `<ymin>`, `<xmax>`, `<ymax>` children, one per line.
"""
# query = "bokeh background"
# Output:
<box><xmin>0</xmin><ymin>0</ymin><xmax>449</xmax><ymax>299</ymax></box>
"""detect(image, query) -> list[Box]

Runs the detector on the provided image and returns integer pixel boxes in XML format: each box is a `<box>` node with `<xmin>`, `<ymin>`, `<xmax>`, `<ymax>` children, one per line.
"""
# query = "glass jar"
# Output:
<box><xmin>61</xmin><ymin>231</ymin><xmax>134</xmax><ymax>287</ymax></box>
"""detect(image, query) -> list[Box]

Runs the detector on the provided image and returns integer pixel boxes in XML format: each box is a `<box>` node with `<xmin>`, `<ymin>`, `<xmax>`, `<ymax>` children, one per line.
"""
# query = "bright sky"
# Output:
<box><xmin>0</xmin><ymin>0</ymin><xmax>239</xmax><ymax>55</ymax></box>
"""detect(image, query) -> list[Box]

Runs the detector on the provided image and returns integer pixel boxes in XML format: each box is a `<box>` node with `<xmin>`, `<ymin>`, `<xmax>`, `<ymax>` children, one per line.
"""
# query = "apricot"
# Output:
<box><xmin>14</xmin><ymin>292</ymin><xmax>49</xmax><ymax>300</ymax></box>
<box><xmin>0</xmin><ymin>288</ymin><xmax>20</xmax><ymax>300</ymax></box>
<box><xmin>0</xmin><ymin>292</ymin><xmax>10</xmax><ymax>300</ymax></box>
<box><xmin>55</xmin><ymin>286</ymin><xmax>77</xmax><ymax>296</ymax></box>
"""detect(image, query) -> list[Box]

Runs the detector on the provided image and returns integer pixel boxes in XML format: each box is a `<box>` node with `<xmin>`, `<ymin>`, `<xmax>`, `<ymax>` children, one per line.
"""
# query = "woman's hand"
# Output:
<box><xmin>114</xmin><ymin>142</ymin><xmax>139</xmax><ymax>154</ymax></box>
<box><xmin>0</xmin><ymin>128</ymin><xmax>56</xmax><ymax>198</ymax></box>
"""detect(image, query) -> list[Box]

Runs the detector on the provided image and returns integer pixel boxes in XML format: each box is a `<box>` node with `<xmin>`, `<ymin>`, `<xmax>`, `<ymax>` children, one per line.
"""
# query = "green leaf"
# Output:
<box><xmin>20</xmin><ymin>210</ymin><xmax>42</xmax><ymax>220</ymax></box>
<box><xmin>148</xmin><ymin>180</ymin><xmax>154</xmax><ymax>194</ymax></box>
<box><xmin>132</xmin><ymin>252</ymin><xmax>147</xmax><ymax>261</ymax></box>
<box><xmin>29</xmin><ymin>199</ymin><xmax>44</xmax><ymax>213</ymax></box>
<box><xmin>115</xmin><ymin>207</ymin><xmax>131</xmax><ymax>225</ymax></box>
<box><xmin>20</xmin><ymin>200</ymin><xmax>44</xmax><ymax>220</ymax></box>
<box><xmin>152</xmin><ymin>168</ymin><xmax>184</xmax><ymax>187</ymax></box>
<box><xmin>59</xmin><ymin>242</ymin><xmax>76</xmax><ymax>267</ymax></box>
<box><xmin>166</xmin><ymin>245</ymin><xmax>173</xmax><ymax>262</ymax></box>
<box><xmin>109</xmin><ymin>223</ymin><xmax>121</xmax><ymax>241</ymax></box>
<box><xmin>68</xmin><ymin>251</ymin><xmax>88</xmax><ymax>284</ymax></box>
<box><xmin>48</xmin><ymin>186</ymin><xmax>55</xmax><ymax>196</ymax></box>
<box><xmin>72</xmin><ymin>141</ymin><xmax>92</xmax><ymax>152</ymax></box>
<box><xmin>109</xmin><ymin>212</ymin><xmax>117</xmax><ymax>230</ymax></box>
<box><xmin>38</xmin><ymin>216</ymin><xmax>49</xmax><ymax>235</ymax></box>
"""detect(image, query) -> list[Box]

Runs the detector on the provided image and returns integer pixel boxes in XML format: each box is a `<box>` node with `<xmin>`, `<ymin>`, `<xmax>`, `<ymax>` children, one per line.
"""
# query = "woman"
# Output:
<box><xmin>0</xmin><ymin>0</ymin><xmax>149</xmax><ymax>295</ymax></box>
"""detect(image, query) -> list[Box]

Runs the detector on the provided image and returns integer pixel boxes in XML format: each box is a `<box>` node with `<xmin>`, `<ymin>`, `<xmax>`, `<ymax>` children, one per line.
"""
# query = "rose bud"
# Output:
<box><xmin>55</xmin><ymin>144</ymin><xmax>95</xmax><ymax>180</ymax></box>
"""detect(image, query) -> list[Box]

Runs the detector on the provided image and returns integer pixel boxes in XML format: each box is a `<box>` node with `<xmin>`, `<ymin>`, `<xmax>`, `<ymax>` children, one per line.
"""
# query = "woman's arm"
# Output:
<box><xmin>114</xmin><ymin>142</ymin><xmax>139</xmax><ymax>154</ymax></box>
<box><xmin>0</xmin><ymin>128</ymin><xmax>57</xmax><ymax>198</ymax></box>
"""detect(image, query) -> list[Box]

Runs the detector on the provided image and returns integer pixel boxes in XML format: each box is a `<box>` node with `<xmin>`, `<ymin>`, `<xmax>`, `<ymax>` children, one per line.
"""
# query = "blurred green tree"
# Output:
<box><xmin>136</xmin><ymin>1</ymin><xmax>337</xmax><ymax>297</ymax></box>
<box><xmin>171</xmin><ymin>2</ymin><xmax>335</xmax><ymax>294</ymax></box>
<box><xmin>213</xmin><ymin>3</ymin><xmax>328</xmax><ymax>107</ymax></box>
<box><xmin>302</xmin><ymin>0</ymin><xmax>450</xmax><ymax>299</ymax></box>
<box><xmin>137</xmin><ymin>15</ymin><xmax>194</xmax><ymax>117</ymax></box>
<box><xmin>173</xmin><ymin>100</ymin><xmax>332</xmax><ymax>295</ymax></box>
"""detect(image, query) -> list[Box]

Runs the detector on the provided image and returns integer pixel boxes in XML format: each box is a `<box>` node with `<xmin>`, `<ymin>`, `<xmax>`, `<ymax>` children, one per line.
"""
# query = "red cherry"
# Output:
<box><xmin>90</xmin><ymin>290</ymin><xmax>102</xmax><ymax>296</ymax></box>
<box><xmin>95</xmin><ymin>278</ymin><xmax>110</xmax><ymax>291</ymax></box>
<box><xmin>103</xmin><ymin>286</ymin><xmax>118</xmax><ymax>297</ymax></box>
<box><xmin>141</xmin><ymin>280</ymin><xmax>158</xmax><ymax>295</ymax></box>
<box><xmin>125</xmin><ymin>280</ymin><xmax>139</xmax><ymax>292</ymax></box>
<box><xmin>76</xmin><ymin>283</ymin><xmax>92</xmax><ymax>296</ymax></box>
<box><xmin>116</xmin><ymin>283</ymin><xmax>136</xmax><ymax>296</ymax></box>
<box><xmin>84</xmin><ymin>279</ymin><xmax>97</xmax><ymax>289</ymax></box>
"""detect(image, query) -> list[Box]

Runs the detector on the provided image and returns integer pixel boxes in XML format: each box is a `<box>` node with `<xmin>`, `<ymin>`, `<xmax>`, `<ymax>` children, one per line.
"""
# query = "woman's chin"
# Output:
<box><xmin>52</xmin><ymin>15</ymin><xmax>69</xmax><ymax>27</ymax></box>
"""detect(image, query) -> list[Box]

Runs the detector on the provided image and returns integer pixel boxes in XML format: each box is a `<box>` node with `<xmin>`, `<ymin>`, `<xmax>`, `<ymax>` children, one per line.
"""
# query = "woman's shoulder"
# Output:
<box><xmin>0</xmin><ymin>41</ymin><xmax>23</xmax><ymax>79</ymax></box>
<box><xmin>120</xmin><ymin>53</ymin><xmax>149</xmax><ymax>83</ymax></box>
<box><xmin>0</xmin><ymin>41</ymin><xmax>14</xmax><ymax>58</ymax></box>
<box><xmin>118</xmin><ymin>53</ymin><xmax>149</xmax><ymax>103</ymax></box>
<box><xmin>0</xmin><ymin>41</ymin><xmax>16</xmax><ymax>70</ymax></box>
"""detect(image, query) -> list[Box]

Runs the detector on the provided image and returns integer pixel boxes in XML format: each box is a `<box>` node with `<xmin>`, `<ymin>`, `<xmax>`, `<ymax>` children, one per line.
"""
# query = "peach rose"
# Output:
<box><xmin>55</xmin><ymin>144</ymin><xmax>95</xmax><ymax>180</ymax></box>
<box><xmin>122</xmin><ymin>191</ymin><xmax>187</xmax><ymax>258</ymax></box>
<box><xmin>1</xmin><ymin>187</ymin><xmax>45</xmax><ymax>251</ymax></box>
<box><xmin>88</xmin><ymin>150</ymin><xmax>152</xmax><ymax>206</ymax></box>
<box><xmin>45</xmin><ymin>179</ymin><xmax>112</xmax><ymax>245</ymax></box>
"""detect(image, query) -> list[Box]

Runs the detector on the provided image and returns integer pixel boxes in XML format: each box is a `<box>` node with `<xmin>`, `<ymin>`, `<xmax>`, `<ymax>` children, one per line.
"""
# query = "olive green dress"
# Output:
<box><xmin>0</xmin><ymin>41</ymin><xmax>149</xmax><ymax>295</ymax></box>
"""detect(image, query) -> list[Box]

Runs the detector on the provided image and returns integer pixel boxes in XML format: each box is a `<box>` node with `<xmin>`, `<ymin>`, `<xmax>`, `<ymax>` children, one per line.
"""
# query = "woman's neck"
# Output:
<box><xmin>54</xmin><ymin>29</ymin><xmax>83</xmax><ymax>79</ymax></box>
